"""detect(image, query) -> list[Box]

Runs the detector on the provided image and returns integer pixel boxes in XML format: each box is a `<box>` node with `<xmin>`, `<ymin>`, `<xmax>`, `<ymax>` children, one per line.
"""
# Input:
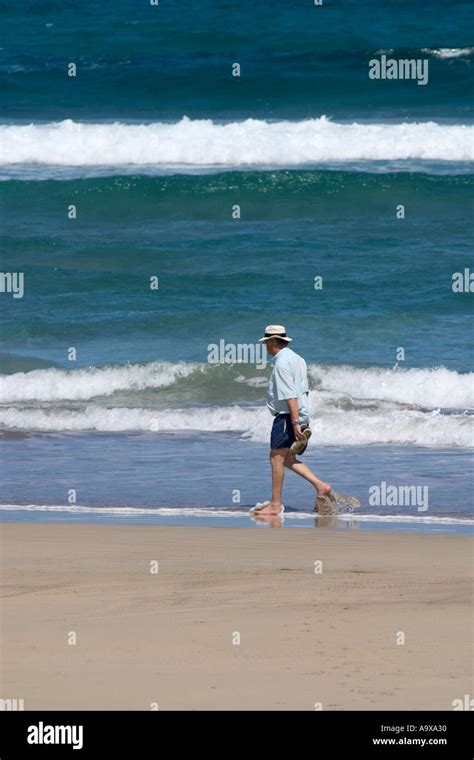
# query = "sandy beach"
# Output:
<box><xmin>1</xmin><ymin>523</ymin><xmax>472</xmax><ymax>711</ymax></box>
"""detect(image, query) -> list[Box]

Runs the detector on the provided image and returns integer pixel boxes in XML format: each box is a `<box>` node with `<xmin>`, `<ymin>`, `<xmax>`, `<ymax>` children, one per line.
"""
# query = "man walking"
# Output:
<box><xmin>253</xmin><ymin>324</ymin><xmax>333</xmax><ymax>516</ymax></box>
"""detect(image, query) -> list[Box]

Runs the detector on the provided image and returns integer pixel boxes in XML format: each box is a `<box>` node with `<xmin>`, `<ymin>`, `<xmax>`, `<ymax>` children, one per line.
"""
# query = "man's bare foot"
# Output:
<box><xmin>252</xmin><ymin>501</ymin><xmax>284</xmax><ymax>515</ymax></box>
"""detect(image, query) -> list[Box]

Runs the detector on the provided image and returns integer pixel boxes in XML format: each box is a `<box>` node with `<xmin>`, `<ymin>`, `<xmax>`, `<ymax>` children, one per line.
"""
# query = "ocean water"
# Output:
<box><xmin>1</xmin><ymin>0</ymin><xmax>473</xmax><ymax>122</ymax></box>
<box><xmin>0</xmin><ymin>1</ymin><xmax>473</xmax><ymax>532</ymax></box>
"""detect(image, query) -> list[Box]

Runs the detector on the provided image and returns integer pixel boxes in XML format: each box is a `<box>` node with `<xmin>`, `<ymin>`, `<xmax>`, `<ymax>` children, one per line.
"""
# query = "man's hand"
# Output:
<box><xmin>293</xmin><ymin>423</ymin><xmax>306</xmax><ymax>441</ymax></box>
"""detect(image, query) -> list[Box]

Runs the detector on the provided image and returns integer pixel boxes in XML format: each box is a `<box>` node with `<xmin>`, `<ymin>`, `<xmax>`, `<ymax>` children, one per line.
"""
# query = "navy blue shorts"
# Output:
<box><xmin>270</xmin><ymin>414</ymin><xmax>296</xmax><ymax>449</ymax></box>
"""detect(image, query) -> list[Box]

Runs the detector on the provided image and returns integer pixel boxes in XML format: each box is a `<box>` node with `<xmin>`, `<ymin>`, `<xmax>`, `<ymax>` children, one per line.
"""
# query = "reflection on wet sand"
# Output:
<box><xmin>314</xmin><ymin>514</ymin><xmax>361</xmax><ymax>530</ymax></box>
<box><xmin>251</xmin><ymin>513</ymin><xmax>284</xmax><ymax>528</ymax></box>
<box><xmin>250</xmin><ymin>512</ymin><xmax>361</xmax><ymax>530</ymax></box>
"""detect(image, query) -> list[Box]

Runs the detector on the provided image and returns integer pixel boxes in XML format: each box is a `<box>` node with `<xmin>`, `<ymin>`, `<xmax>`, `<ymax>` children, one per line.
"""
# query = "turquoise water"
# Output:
<box><xmin>1</xmin><ymin>0</ymin><xmax>473</xmax><ymax>121</ymax></box>
<box><xmin>0</xmin><ymin>1</ymin><xmax>472</xmax><ymax>531</ymax></box>
<box><xmin>1</xmin><ymin>171</ymin><xmax>472</xmax><ymax>368</ymax></box>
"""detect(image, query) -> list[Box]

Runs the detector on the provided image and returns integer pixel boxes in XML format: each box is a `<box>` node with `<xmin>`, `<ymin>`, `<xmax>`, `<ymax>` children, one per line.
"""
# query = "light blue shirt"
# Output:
<box><xmin>266</xmin><ymin>347</ymin><xmax>310</xmax><ymax>423</ymax></box>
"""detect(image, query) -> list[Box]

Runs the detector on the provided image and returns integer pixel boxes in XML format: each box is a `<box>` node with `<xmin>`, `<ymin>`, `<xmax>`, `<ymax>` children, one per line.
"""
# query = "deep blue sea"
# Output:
<box><xmin>0</xmin><ymin>1</ymin><xmax>473</xmax><ymax>532</ymax></box>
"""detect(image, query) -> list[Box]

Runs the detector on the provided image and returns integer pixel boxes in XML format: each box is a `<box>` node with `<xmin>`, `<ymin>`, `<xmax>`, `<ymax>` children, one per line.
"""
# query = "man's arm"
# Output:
<box><xmin>287</xmin><ymin>397</ymin><xmax>306</xmax><ymax>441</ymax></box>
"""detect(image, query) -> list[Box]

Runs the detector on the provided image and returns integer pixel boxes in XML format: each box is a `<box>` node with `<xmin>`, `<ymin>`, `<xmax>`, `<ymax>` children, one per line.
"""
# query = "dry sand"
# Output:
<box><xmin>1</xmin><ymin>523</ymin><xmax>472</xmax><ymax>710</ymax></box>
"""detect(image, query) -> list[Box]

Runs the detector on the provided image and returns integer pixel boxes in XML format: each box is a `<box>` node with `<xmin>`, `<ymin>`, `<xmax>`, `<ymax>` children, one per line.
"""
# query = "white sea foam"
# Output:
<box><xmin>0</xmin><ymin>503</ymin><xmax>472</xmax><ymax>525</ymax></box>
<box><xmin>1</xmin><ymin>363</ymin><xmax>472</xmax><ymax>446</ymax></box>
<box><xmin>422</xmin><ymin>47</ymin><xmax>474</xmax><ymax>59</ymax></box>
<box><xmin>1</xmin><ymin>117</ymin><xmax>473</xmax><ymax>166</ymax></box>
<box><xmin>308</xmin><ymin>365</ymin><xmax>474</xmax><ymax>410</ymax></box>
<box><xmin>0</xmin><ymin>361</ymin><xmax>197</xmax><ymax>402</ymax></box>
<box><xmin>0</xmin><ymin>403</ymin><xmax>267</xmax><ymax>434</ymax></box>
<box><xmin>1</xmin><ymin>362</ymin><xmax>472</xmax><ymax>408</ymax></box>
<box><xmin>0</xmin><ymin>402</ymin><xmax>472</xmax><ymax>447</ymax></box>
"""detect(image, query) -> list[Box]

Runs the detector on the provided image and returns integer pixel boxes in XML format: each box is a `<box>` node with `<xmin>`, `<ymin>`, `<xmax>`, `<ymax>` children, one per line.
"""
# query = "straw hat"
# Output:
<box><xmin>258</xmin><ymin>324</ymin><xmax>293</xmax><ymax>342</ymax></box>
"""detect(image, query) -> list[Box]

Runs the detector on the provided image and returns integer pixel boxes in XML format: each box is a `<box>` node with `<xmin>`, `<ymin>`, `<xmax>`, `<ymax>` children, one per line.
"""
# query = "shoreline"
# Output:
<box><xmin>2</xmin><ymin>438</ymin><xmax>472</xmax><ymax>531</ymax></box>
<box><xmin>1</xmin><ymin>510</ymin><xmax>473</xmax><ymax>535</ymax></box>
<box><xmin>1</xmin><ymin>523</ymin><xmax>472</xmax><ymax>710</ymax></box>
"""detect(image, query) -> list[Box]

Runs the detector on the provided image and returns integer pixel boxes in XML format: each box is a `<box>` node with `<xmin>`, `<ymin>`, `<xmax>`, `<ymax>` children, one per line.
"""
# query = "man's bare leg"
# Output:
<box><xmin>253</xmin><ymin>448</ymin><xmax>287</xmax><ymax>514</ymax></box>
<box><xmin>284</xmin><ymin>451</ymin><xmax>331</xmax><ymax>497</ymax></box>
